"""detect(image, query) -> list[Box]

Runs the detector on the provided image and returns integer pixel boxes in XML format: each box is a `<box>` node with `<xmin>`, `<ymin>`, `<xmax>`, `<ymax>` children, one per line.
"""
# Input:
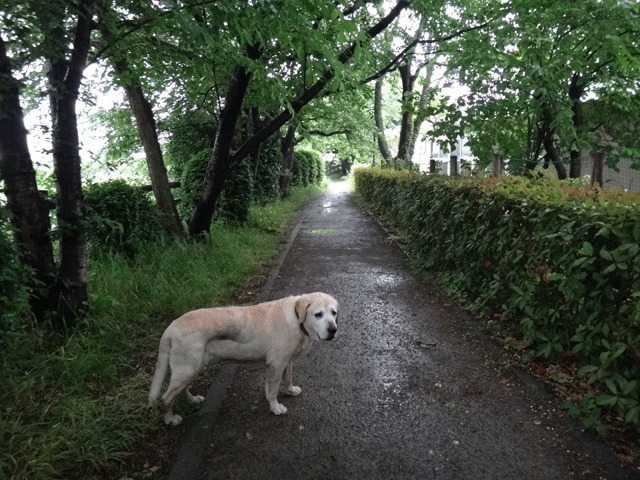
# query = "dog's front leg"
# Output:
<box><xmin>281</xmin><ymin>361</ymin><xmax>301</xmax><ymax>396</ymax></box>
<box><xmin>265</xmin><ymin>363</ymin><xmax>287</xmax><ymax>415</ymax></box>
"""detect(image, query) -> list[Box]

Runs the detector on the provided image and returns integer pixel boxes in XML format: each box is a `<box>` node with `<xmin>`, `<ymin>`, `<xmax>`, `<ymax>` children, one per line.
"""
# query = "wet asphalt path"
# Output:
<box><xmin>172</xmin><ymin>186</ymin><xmax>638</xmax><ymax>480</ymax></box>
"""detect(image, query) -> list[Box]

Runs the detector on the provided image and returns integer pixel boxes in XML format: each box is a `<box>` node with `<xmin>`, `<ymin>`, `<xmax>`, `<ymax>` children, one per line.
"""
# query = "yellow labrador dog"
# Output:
<box><xmin>149</xmin><ymin>292</ymin><xmax>339</xmax><ymax>425</ymax></box>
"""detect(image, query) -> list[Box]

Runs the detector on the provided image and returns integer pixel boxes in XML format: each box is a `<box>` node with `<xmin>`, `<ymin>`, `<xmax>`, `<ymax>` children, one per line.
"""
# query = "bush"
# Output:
<box><xmin>355</xmin><ymin>167</ymin><xmax>640</xmax><ymax>429</ymax></box>
<box><xmin>181</xmin><ymin>153</ymin><xmax>254</xmax><ymax>225</ymax></box>
<box><xmin>165</xmin><ymin>112</ymin><xmax>216</xmax><ymax>181</ymax></box>
<box><xmin>179</xmin><ymin>150</ymin><xmax>210</xmax><ymax>220</ymax></box>
<box><xmin>218</xmin><ymin>158</ymin><xmax>254</xmax><ymax>224</ymax></box>
<box><xmin>0</xmin><ymin>206</ymin><xmax>32</xmax><ymax>351</ymax></box>
<box><xmin>84</xmin><ymin>180</ymin><xmax>165</xmax><ymax>258</ymax></box>
<box><xmin>253</xmin><ymin>135</ymin><xmax>282</xmax><ymax>206</ymax></box>
<box><xmin>293</xmin><ymin>148</ymin><xmax>324</xmax><ymax>187</ymax></box>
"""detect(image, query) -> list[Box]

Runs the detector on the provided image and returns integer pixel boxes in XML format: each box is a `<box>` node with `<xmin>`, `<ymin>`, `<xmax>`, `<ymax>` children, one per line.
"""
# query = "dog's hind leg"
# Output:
<box><xmin>160</xmin><ymin>364</ymin><xmax>199</xmax><ymax>425</ymax></box>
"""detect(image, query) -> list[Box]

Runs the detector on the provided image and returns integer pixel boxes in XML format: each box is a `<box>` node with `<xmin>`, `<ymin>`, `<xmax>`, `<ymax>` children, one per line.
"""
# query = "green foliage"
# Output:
<box><xmin>179</xmin><ymin>149</ymin><xmax>211</xmax><ymax>220</ymax></box>
<box><xmin>293</xmin><ymin>148</ymin><xmax>325</xmax><ymax>187</ymax></box>
<box><xmin>178</xmin><ymin>155</ymin><xmax>262</xmax><ymax>225</ymax></box>
<box><xmin>440</xmin><ymin>0</ymin><xmax>640</xmax><ymax>171</ymax></box>
<box><xmin>355</xmin><ymin>167</ymin><xmax>640</xmax><ymax>430</ymax></box>
<box><xmin>84</xmin><ymin>180</ymin><xmax>165</xmax><ymax>258</ymax></box>
<box><xmin>0</xmin><ymin>206</ymin><xmax>32</xmax><ymax>342</ymax></box>
<box><xmin>165</xmin><ymin>113</ymin><xmax>217</xmax><ymax>181</ymax></box>
<box><xmin>178</xmin><ymin>141</ymin><xmax>278</xmax><ymax>224</ymax></box>
<box><xmin>219</xmin><ymin>158</ymin><xmax>254</xmax><ymax>224</ymax></box>
<box><xmin>253</xmin><ymin>134</ymin><xmax>282</xmax><ymax>206</ymax></box>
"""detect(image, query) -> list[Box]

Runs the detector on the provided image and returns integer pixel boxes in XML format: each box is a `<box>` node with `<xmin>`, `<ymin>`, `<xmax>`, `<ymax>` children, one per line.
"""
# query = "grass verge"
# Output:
<box><xmin>0</xmin><ymin>185</ymin><xmax>323</xmax><ymax>480</ymax></box>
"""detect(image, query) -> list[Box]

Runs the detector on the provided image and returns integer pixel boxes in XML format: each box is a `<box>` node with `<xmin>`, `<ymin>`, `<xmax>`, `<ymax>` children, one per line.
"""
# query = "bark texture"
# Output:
<box><xmin>46</xmin><ymin>1</ymin><xmax>94</xmax><ymax>328</ymax></box>
<box><xmin>114</xmin><ymin>58</ymin><xmax>184</xmax><ymax>237</ymax></box>
<box><xmin>0</xmin><ymin>36</ymin><xmax>57</xmax><ymax>322</ymax></box>
<box><xmin>374</xmin><ymin>78</ymin><xmax>393</xmax><ymax>165</ymax></box>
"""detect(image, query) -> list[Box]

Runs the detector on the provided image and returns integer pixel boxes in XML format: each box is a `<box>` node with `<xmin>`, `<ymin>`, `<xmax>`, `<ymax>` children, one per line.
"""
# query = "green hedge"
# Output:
<box><xmin>253</xmin><ymin>135</ymin><xmax>282</xmax><ymax>206</ymax></box>
<box><xmin>293</xmin><ymin>148</ymin><xmax>324</xmax><ymax>187</ymax></box>
<box><xmin>355</xmin><ymin>167</ymin><xmax>640</xmax><ymax>429</ymax></box>
<box><xmin>84</xmin><ymin>180</ymin><xmax>165</xmax><ymax>258</ymax></box>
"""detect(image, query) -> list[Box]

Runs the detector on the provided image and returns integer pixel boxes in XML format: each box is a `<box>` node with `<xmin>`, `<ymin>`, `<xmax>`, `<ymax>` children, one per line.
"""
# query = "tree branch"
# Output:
<box><xmin>229</xmin><ymin>0</ymin><xmax>410</xmax><ymax>166</ymax></box>
<box><xmin>306</xmin><ymin>129</ymin><xmax>352</xmax><ymax>137</ymax></box>
<box><xmin>361</xmin><ymin>21</ymin><xmax>491</xmax><ymax>84</ymax></box>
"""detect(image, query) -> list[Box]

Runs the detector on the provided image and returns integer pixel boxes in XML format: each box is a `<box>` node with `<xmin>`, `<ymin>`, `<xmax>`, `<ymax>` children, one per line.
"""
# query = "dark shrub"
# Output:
<box><xmin>84</xmin><ymin>179</ymin><xmax>164</xmax><ymax>258</ymax></box>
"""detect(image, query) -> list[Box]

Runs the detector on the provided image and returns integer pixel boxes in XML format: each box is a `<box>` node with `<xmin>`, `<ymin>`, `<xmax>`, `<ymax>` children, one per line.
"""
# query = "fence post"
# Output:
<box><xmin>429</xmin><ymin>159</ymin><xmax>436</xmax><ymax>174</ymax></box>
<box><xmin>591</xmin><ymin>152</ymin><xmax>604</xmax><ymax>188</ymax></box>
<box><xmin>492</xmin><ymin>154</ymin><xmax>504</xmax><ymax>178</ymax></box>
<box><xmin>450</xmin><ymin>155</ymin><xmax>458</xmax><ymax>176</ymax></box>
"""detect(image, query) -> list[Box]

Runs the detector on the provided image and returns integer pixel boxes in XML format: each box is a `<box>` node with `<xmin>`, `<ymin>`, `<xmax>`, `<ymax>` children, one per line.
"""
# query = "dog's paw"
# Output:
<box><xmin>190</xmin><ymin>395</ymin><xmax>205</xmax><ymax>404</ymax></box>
<box><xmin>164</xmin><ymin>413</ymin><xmax>183</xmax><ymax>426</ymax></box>
<box><xmin>270</xmin><ymin>403</ymin><xmax>288</xmax><ymax>415</ymax></box>
<box><xmin>286</xmin><ymin>385</ymin><xmax>302</xmax><ymax>396</ymax></box>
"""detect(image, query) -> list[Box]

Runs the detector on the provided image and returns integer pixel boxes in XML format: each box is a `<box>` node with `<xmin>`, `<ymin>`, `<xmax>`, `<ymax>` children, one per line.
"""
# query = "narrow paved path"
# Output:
<box><xmin>174</xmin><ymin>186</ymin><xmax>638</xmax><ymax>480</ymax></box>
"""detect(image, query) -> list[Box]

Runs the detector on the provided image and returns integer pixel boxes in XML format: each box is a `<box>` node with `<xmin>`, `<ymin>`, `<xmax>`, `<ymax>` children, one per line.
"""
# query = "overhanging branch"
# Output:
<box><xmin>229</xmin><ymin>0</ymin><xmax>410</xmax><ymax>166</ymax></box>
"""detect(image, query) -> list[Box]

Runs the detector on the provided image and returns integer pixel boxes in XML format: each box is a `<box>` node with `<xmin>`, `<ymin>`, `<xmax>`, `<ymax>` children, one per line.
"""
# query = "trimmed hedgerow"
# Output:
<box><xmin>180</xmin><ymin>152</ymin><xmax>254</xmax><ymax>225</ymax></box>
<box><xmin>253</xmin><ymin>135</ymin><xmax>282</xmax><ymax>206</ymax></box>
<box><xmin>292</xmin><ymin>148</ymin><xmax>324</xmax><ymax>187</ymax></box>
<box><xmin>354</xmin><ymin>167</ymin><xmax>640</xmax><ymax>430</ymax></box>
<box><xmin>219</xmin><ymin>158</ymin><xmax>254</xmax><ymax>224</ymax></box>
<box><xmin>84</xmin><ymin>179</ymin><xmax>165</xmax><ymax>258</ymax></box>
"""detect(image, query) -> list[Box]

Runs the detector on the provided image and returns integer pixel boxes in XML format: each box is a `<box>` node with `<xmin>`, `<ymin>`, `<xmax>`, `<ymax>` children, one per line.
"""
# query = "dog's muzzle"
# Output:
<box><xmin>326</xmin><ymin>327</ymin><xmax>337</xmax><ymax>340</ymax></box>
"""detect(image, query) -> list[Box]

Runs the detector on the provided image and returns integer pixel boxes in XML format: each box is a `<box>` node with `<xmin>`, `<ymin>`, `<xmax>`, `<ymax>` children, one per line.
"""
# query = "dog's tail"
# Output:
<box><xmin>148</xmin><ymin>332</ymin><xmax>171</xmax><ymax>406</ymax></box>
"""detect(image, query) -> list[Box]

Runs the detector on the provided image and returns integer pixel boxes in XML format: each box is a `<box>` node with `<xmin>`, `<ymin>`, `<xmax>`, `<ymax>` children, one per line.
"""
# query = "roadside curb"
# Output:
<box><xmin>167</xmin><ymin>217</ymin><xmax>305</xmax><ymax>480</ymax></box>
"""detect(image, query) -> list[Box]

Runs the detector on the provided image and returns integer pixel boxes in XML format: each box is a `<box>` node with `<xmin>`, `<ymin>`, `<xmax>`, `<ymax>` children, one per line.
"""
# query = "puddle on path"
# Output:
<box><xmin>320</xmin><ymin>202</ymin><xmax>333</xmax><ymax>214</ymax></box>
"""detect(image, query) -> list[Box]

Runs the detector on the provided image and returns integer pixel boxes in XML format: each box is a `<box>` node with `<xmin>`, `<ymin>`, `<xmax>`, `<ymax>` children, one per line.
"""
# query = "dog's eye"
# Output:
<box><xmin>314</xmin><ymin>312</ymin><xmax>323</xmax><ymax>318</ymax></box>
<box><xmin>331</xmin><ymin>309</ymin><xmax>337</xmax><ymax>316</ymax></box>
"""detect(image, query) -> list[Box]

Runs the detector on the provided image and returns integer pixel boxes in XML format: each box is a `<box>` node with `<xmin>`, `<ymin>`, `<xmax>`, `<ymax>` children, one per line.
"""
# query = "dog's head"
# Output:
<box><xmin>294</xmin><ymin>292</ymin><xmax>339</xmax><ymax>341</ymax></box>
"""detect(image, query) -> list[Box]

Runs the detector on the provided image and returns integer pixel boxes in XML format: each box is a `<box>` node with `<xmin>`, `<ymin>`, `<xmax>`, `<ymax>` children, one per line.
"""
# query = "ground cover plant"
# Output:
<box><xmin>0</xmin><ymin>185</ymin><xmax>322</xmax><ymax>480</ymax></box>
<box><xmin>354</xmin><ymin>167</ymin><xmax>640</xmax><ymax>436</ymax></box>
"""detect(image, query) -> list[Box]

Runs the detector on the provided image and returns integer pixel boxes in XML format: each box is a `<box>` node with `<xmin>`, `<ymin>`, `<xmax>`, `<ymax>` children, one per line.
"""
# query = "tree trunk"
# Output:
<box><xmin>407</xmin><ymin>61</ymin><xmax>435</xmax><ymax>164</ymax></box>
<box><xmin>396</xmin><ymin>62</ymin><xmax>415</xmax><ymax>168</ymax></box>
<box><xmin>543</xmin><ymin>136</ymin><xmax>568</xmax><ymax>180</ymax></box>
<box><xmin>46</xmin><ymin>1</ymin><xmax>93</xmax><ymax>329</ymax></box>
<box><xmin>188</xmin><ymin>44</ymin><xmax>261</xmax><ymax>236</ymax></box>
<box><xmin>0</xmin><ymin>36</ymin><xmax>57</xmax><ymax>322</ymax></box>
<box><xmin>591</xmin><ymin>152</ymin><xmax>604</xmax><ymax>188</ymax></box>
<box><xmin>374</xmin><ymin>77</ymin><xmax>393</xmax><ymax>166</ymax></box>
<box><xmin>540</xmin><ymin>104</ymin><xmax>568</xmax><ymax>180</ymax></box>
<box><xmin>280</xmin><ymin>122</ymin><xmax>297</xmax><ymax>198</ymax></box>
<box><xmin>569</xmin><ymin>73</ymin><xmax>584</xmax><ymax>178</ymax></box>
<box><xmin>113</xmin><ymin>58</ymin><xmax>184</xmax><ymax>237</ymax></box>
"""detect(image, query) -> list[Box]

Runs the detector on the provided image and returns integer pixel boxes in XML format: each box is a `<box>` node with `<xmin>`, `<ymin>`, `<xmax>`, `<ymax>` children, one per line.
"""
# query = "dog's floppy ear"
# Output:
<box><xmin>294</xmin><ymin>295</ymin><xmax>310</xmax><ymax>323</ymax></box>
<box><xmin>294</xmin><ymin>295</ymin><xmax>312</xmax><ymax>336</ymax></box>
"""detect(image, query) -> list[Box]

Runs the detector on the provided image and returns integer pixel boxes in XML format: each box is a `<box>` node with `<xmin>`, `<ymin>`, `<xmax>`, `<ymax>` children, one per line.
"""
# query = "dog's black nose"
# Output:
<box><xmin>327</xmin><ymin>327</ymin><xmax>337</xmax><ymax>339</ymax></box>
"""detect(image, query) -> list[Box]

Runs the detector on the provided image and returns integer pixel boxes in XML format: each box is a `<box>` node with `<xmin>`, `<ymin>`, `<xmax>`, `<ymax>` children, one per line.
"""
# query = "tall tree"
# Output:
<box><xmin>42</xmin><ymin>0</ymin><xmax>94</xmax><ymax>328</ymax></box>
<box><xmin>374</xmin><ymin>77</ymin><xmax>394</xmax><ymax>165</ymax></box>
<box><xmin>97</xmin><ymin>5</ymin><xmax>185</xmax><ymax>237</ymax></box>
<box><xmin>112</xmin><ymin>57</ymin><xmax>185</xmax><ymax>237</ymax></box>
<box><xmin>0</xmin><ymin>35</ymin><xmax>57</xmax><ymax>323</ymax></box>
<box><xmin>1</xmin><ymin>0</ymin><xmax>98</xmax><ymax>327</ymax></box>
<box><xmin>188</xmin><ymin>0</ymin><xmax>411</xmax><ymax>236</ymax></box>
<box><xmin>440</xmin><ymin>0</ymin><xmax>640</xmax><ymax>175</ymax></box>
